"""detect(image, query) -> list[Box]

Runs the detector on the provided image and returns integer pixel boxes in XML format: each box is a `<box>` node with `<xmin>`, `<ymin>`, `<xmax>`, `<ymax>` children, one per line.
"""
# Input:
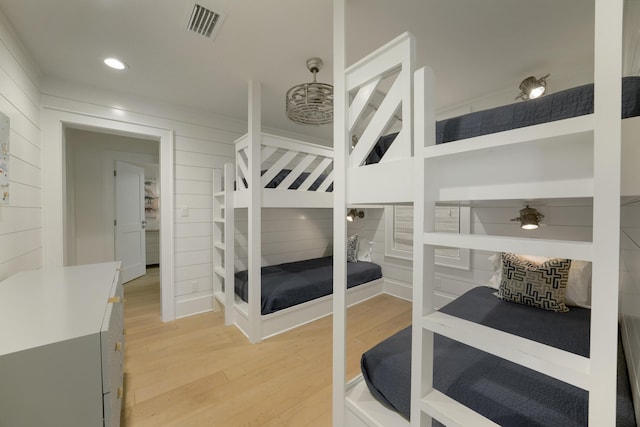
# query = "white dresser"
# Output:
<box><xmin>0</xmin><ymin>262</ymin><xmax>124</xmax><ymax>427</ymax></box>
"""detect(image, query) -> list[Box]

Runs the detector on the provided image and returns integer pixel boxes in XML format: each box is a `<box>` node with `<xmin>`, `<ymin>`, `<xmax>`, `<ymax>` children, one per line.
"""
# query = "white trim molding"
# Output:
<box><xmin>42</xmin><ymin>107</ymin><xmax>176</xmax><ymax>321</ymax></box>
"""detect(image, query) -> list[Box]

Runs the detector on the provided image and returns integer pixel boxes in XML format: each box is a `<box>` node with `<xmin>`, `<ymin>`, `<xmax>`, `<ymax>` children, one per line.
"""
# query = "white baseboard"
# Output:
<box><xmin>383</xmin><ymin>278</ymin><xmax>412</xmax><ymax>301</ymax></box>
<box><xmin>175</xmin><ymin>293</ymin><xmax>215</xmax><ymax>318</ymax></box>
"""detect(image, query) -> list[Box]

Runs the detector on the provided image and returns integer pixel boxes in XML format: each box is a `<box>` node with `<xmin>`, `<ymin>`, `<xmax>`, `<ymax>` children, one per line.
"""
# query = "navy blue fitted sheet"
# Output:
<box><xmin>364</xmin><ymin>77</ymin><xmax>640</xmax><ymax>163</ymax></box>
<box><xmin>234</xmin><ymin>256</ymin><xmax>382</xmax><ymax>315</ymax></box>
<box><xmin>360</xmin><ymin>286</ymin><xmax>637</xmax><ymax>426</ymax></box>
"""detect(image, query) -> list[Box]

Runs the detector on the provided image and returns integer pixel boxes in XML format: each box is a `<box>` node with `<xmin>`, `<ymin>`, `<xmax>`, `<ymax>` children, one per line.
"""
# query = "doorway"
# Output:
<box><xmin>43</xmin><ymin>109</ymin><xmax>175</xmax><ymax>321</ymax></box>
<box><xmin>65</xmin><ymin>129</ymin><xmax>158</xmax><ymax>279</ymax></box>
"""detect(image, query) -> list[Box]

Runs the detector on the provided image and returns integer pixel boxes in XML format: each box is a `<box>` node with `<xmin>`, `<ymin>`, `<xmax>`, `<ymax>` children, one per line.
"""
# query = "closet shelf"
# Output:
<box><xmin>422</xmin><ymin>114</ymin><xmax>594</xmax><ymax>159</ymax></box>
<box><xmin>423</xmin><ymin>232</ymin><xmax>593</xmax><ymax>261</ymax></box>
<box><xmin>421</xmin><ymin>390</ymin><xmax>499</xmax><ymax>427</ymax></box>
<box><xmin>422</xmin><ymin>311</ymin><xmax>591</xmax><ymax>390</ymax></box>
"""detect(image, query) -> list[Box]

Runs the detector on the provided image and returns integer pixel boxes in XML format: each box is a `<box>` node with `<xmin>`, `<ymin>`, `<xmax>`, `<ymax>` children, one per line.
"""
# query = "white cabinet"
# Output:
<box><xmin>0</xmin><ymin>262</ymin><xmax>124</xmax><ymax>427</ymax></box>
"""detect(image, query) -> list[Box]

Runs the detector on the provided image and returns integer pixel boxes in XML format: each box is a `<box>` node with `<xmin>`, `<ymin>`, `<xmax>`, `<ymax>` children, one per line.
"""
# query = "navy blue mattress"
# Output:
<box><xmin>234</xmin><ymin>256</ymin><xmax>382</xmax><ymax>315</ymax></box>
<box><xmin>365</xmin><ymin>77</ymin><xmax>640</xmax><ymax>163</ymax></box>
<box><xmin>361</xmin><ymin>286</ymin><xmax>637</xmax><ymax>426</ymax></box>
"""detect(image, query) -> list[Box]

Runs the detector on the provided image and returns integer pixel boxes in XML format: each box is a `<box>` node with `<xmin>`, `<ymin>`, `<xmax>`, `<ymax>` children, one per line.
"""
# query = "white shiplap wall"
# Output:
<box><xmin>40</xmin><ymin>78</ymin><xmax>243</xmax><ymax>319</ymax></box>
<box><xmin>620</xmin><ymin>199</ymin><xmax>640</xmax><ymax>423</ymax></box>
<box><xmin>234</xmin><ymin>208</ymin><xmax>333</xmax><ymax>271</ymax></box>
<box><xmin>0</xmin><ymin>11</ymin><xmax>42</xmax><ymax>279</ymax></box>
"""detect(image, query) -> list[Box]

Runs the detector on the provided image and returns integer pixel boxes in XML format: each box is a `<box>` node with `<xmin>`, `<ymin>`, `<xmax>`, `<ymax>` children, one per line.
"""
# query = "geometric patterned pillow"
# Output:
<box><xmin>497</xmin><ymin>253</ymin><xmax>571</xmax><ymax>312</ymax></box>
<box><xmin>347</xmin><ymin>234</ymin><xmax>359</xmax><ymax>263</ymax></box>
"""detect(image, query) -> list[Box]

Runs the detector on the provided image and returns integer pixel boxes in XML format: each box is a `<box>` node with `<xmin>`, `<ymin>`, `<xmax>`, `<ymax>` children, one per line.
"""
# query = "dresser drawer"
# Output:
<box><xmin>103</xmin><ymin>386</ymin><xmax>123</xmax><ymax>427</ymax></box>
<box><xmin>101</xmin><ymin>272</ymin><xmax>124</xmax><ymax>395</ymax></box>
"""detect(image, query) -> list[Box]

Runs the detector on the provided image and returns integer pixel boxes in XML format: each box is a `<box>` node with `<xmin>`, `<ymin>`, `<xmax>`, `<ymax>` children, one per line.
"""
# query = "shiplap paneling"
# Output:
<box><xmin>173</xmin><ymin>208</ymin><xmax>212</xmax><ymax>223</ymax></box>
<box><xmin>233</xmin><ymin>208</ymin><xmax>333</xmax><ymax>272</ymax></box>
<box><xmin>0</xmin><ymin>11</ymin><xmax>42</xmax><ymax>280</ymax></box>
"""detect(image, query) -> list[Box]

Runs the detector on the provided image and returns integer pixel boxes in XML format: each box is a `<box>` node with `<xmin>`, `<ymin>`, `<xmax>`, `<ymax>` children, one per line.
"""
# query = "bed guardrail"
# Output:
<box><xmin>235</xmin><ymin>133</ymin><xmax>334</xmax><ymax>193</ymax></box>
<box><xmin>346</xmin><ymin>32</ymin><xmax>414</xmax><ymax>168</ymax></box>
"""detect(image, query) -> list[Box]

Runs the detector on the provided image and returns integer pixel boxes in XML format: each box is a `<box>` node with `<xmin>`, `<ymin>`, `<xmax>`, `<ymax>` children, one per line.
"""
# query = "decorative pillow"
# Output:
<box><xmin>347</xmin><ymin>234</ymin><xmax>359</xmax><ymax>263</ymax></box>
<box><xmin>487</xmin><ymin>253</ymin><xmax>591</xmax><ymax>308</ymax></box>
<box><xmin>497</xmin><ymin>253</ymin><xmax>571</xmax><ymax>312</ymax></box>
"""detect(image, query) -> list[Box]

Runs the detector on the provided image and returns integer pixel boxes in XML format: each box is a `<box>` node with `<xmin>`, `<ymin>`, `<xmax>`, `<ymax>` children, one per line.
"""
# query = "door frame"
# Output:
<box><xmin>42</xmin><ymin>108</ymin><xmax>175</xmax><ymax>321</ymax></box>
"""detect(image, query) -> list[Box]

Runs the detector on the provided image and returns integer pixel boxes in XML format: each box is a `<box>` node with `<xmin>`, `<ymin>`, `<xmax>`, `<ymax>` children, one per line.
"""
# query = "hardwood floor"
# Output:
<box><xmin>122</xmin><ymin>268</ymin><xmax>411</xmax><ymax>426</ymax></box>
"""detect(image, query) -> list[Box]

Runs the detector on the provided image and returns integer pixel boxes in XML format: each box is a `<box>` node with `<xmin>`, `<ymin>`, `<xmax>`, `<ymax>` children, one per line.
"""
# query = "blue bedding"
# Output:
<box><xmin>234</xmin><ymin>256</ymin><xmax>382</xmax><ymax>315</ymax></box>
<box><xmin>360</xmin><ymin>286</ymin><xmax>637</xmax><ymax>426</ymax></box>
<box><xmin>365</xmin><ymin>77</ymin><xmax>640</xmax><ymax>163</ymax></box>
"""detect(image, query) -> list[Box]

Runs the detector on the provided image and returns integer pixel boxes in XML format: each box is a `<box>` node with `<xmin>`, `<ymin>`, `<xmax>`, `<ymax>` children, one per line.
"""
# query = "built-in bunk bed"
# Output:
<box><xmin>212</xmin><ymin>82</ymin><xmax>384</xmax><ymax>343</ymax></box>
<box><xmin>333</xmin><ymin>1</ymin><xmax>640</xmax><ymax>426</ymax></box>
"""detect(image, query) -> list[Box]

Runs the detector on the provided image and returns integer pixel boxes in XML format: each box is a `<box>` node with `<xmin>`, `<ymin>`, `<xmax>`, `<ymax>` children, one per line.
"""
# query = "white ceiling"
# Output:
<box><xmin>0</xmin><ymin>0</ymin><xmax>595</xmax><ymax>142</ymax></box>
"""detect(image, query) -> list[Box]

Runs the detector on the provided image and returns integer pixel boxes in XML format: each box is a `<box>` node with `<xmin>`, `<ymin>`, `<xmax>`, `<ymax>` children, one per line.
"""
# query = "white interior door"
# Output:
<box><xmin>115</xmin><ymin>161</ymin><xmax>146</xmax><ymax>282</ymax></box>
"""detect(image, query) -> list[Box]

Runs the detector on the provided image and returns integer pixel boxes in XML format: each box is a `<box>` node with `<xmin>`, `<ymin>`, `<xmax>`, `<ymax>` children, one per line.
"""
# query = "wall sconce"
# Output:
<box><xmin>346</xmin><ymin>208</ymin><xmax>365</xmax><ymax>222</ymax></box>
<box><xmin>516</xmin><ymin>74</ymin><xmax>549</xmax><ymax>100</ymax></box>
<box><xmin>510</xmin><ymin>205</ymin><xmax>544</xmax><ymax>230</ymax></box>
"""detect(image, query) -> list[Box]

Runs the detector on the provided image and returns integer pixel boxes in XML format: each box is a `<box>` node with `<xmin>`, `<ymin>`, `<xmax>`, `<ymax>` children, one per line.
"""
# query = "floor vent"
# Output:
<box><xmin>186</xmin><ymin>3</ymin><xmax>226</xmax><ymax>39</ymax></box>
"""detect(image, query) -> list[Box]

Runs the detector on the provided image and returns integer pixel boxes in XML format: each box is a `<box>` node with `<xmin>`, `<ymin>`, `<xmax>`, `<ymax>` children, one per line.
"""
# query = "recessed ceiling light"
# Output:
<box><xmin>104</xmin><ymin>57</ymin><xmax>127</xmax><ymax>70</ymax></box>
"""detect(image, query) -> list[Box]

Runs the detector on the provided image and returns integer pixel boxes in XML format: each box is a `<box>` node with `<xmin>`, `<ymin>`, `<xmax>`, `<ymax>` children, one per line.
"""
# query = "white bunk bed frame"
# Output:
<box><xmin>333</xmin><ymin>0</ymin><xmax>640</xmax><ymax>426</ymax></box>
<box><xmin>212</xmin><ymin>82</ymin><xmax>384</xmax><ymax>344</ymax></box>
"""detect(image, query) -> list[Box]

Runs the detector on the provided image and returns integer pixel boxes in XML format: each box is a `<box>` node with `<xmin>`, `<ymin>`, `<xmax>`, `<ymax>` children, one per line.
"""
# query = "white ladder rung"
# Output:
<box><xmin>213</xmin><ymin>217</ymin><xmax>224</xmax><ymax>223</ymax></box>
<box><xmin>423</xmin><ymin>233</ymin><xmax>593</xmax><ymax>261</ymax></box>
<box><xmin>422</xmin><ymin>311</ymin><xmax>591</xmax><ymax>390</ymax></box>
<box><xmin>213</xmin><ymin>242</ymin><xmax>225</xmax><ymax>251</ymax></box>
<box><xmin>214</xmin><ymin>191</ymin><xmax>225</xmax><ymax>198</ymax></box>
<box><xmin>214</xmin><ymin>266</ymin><xmax>225</xmax><ymax>277</ymax></box>
<box><xmin>421</xmin><ymin>390</ymin><xmax>499</xmax><ymax>427</ymax></box>
<box><xmin>422</xmin><ymin>114</ymin><xmax>594</xmax><ymax>159</ymax></box>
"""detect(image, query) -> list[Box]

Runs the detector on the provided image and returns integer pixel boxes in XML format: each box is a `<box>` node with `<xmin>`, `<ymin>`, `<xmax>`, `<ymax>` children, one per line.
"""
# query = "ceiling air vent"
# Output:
<box><xmin>186</xmin><ymin>3</ymin><xmax>226</xmax><ymax>39</ymax></box>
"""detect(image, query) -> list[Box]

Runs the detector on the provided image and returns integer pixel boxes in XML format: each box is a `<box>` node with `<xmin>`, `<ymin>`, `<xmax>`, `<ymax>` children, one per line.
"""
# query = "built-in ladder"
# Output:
<box><xmin>412</xmin><ymin>1</ymin><xmax>622</xmax><ymax>425</ymax></box>
<box><xmin>212</xmin><ymin>163</ymin><xmax>235</xmax><ymax>326</ymax></box>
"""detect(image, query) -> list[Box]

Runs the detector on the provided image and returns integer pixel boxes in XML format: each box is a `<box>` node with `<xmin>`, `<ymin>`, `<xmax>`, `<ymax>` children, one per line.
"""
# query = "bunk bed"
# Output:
<box><xmin>333</xmin><ymin>1</ymin><xmax>640</xmax><ymax>425</ymax></box>
<box><xmin>212</xmin><ymin>86</ymin><xmax>386</xmax><ymax>343</ymax></box>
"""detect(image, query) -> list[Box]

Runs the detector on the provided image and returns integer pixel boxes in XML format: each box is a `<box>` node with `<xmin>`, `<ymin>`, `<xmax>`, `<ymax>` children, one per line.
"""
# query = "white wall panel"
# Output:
<box><xmin>0</xmin><ymin>10</ymin><xmax>42</xmax><ymax>281</ymax></box>
<box><xmin>175</xmin><ymin>150</ymin><xmax>233</xmax><ymax>170</ymax></box>
<box><xmin>175</xmin><ymin>222</ymin><xmax>212</xmax><ymax>238</ymax></box>
<box><xmin>175</xmin><ymin>179</ymin><xmax>212</xmax><ymax>195</ymax></box>
<box><xmin>233</xmin><ymin>207</ymin><xmax>333</xmax><ymax>271</ymax></box>
<box><xmin>175</xmin><ymin>236</ymin><xmax>212</xmax><ymax>252</ymax></box>
<box><xmin>175</xmin><ymin>165</ymin><xmax>215</xmax><ymax>181</ymax></box>
<box><xmin>175</xmin><ymin>194</ymin><xmax>212</xmax><ymax>209</ymax></box>
<box><xmin>175</xmin><ymin>249</ymin><xmax>213</xmax><ymax>267</ymax></box>
<box><xmin>7</xmin><ymin>131</ymin><xmax>40</xmax><ymax>167</ymax></box>
<box><xmin>174</xmin><ymin>208</ymin><xmax>212</xmax><ymax>223</ymax></box>
<box><xmin>175</xmin><ymin>263</ymin><xmax>212</xmax><ymax>282</ymax></box>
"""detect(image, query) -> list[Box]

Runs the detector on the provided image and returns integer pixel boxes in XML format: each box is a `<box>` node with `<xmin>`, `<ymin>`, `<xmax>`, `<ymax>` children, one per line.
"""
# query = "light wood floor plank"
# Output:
<box><xmin>122</xmin><ymin>267</ymin><xmax>411</xmax><ymax>426</ymax></box>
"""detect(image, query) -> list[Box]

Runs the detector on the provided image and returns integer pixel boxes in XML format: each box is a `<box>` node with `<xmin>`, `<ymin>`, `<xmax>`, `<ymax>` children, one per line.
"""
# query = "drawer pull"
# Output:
<box><xmin>115</xmin><ymin>342</ymin><xmax>122</xmax><ymax>352</ymax></box>
<box><xmin>117</xmin><ymin>387</ymin><xmax>123</xmax><ymax>399</ymax></box>
<box><xmin>108</xmin><ymin>296</ymin><xmax>121</xmax><ymax>304</ymax></box>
